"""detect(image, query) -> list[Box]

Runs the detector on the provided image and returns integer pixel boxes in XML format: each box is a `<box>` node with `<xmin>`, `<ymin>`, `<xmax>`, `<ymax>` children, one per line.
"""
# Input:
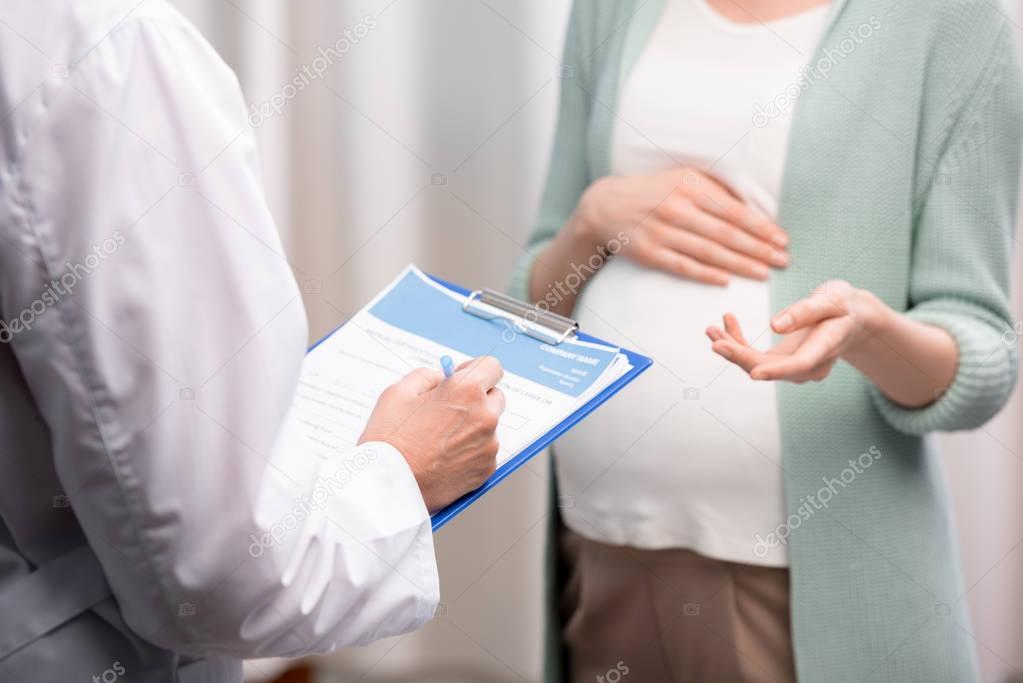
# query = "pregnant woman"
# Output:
<box><xmin>510</xmin><ymin>0</ymin><xmax>1021</xmax><ymax>681</ymax></box>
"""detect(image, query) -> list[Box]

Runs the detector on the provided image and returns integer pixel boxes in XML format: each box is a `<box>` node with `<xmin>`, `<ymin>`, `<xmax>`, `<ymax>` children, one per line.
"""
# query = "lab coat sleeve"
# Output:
<box><xmin>0</xmin><ymin>13</ymin><xmax>439</xmax><ymax>658</ymax></box>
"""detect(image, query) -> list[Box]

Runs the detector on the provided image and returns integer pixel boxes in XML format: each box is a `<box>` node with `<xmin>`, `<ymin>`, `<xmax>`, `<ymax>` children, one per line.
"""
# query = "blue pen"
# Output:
<box><xmin>440</xmin><ymin>355</ymin><xmax>455</xmax><ymax>378</ymax></box>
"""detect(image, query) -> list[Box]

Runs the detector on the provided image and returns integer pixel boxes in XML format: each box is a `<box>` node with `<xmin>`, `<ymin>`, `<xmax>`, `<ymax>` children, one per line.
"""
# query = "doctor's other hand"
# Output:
<box><xmin>572</xmin><ymin>167</ymin><xmax>790</xmax><ymax>284</ymax></box>
<box><xmin>359</xmin><ymin>356</ymin><xmax>506</xmax><ymax>512</ymax></box>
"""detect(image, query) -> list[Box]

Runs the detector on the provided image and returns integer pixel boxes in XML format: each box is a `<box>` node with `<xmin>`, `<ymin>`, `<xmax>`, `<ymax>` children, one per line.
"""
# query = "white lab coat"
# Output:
<box><xmin>0</xmin><ymin>1</ymin><xmax>438</xmax><ymax>680</ymax></box>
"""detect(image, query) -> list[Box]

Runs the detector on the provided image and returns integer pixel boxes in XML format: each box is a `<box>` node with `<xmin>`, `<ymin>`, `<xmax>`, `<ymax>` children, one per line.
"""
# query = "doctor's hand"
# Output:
<box><xmin>573</xmin><ymin>167</ymin><xmax>790</xmax><ymax>284</ymax></box>
<box><xmin>359</xmin><ymin>356</ymin><xmax>506</xmax><ymax>512</ymax></box>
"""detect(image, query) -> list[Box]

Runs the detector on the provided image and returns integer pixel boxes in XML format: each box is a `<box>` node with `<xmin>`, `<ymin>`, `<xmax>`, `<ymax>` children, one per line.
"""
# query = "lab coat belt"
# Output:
<box><xmin>0</xmin><ymin>544</ymin><xmax>111</xmax><ymax>661</ymax></box>
<box><xmin>0</xmin><ymin>545</ymin><xmax>244</xmax><ymax>680</ymax></box>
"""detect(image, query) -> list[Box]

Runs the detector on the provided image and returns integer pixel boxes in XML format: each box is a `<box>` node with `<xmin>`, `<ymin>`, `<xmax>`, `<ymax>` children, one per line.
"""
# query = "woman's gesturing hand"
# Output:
<box><xmin>575</xmin><ymin>167</ymin><xmax>790</xmax><ymax>285</ymax></box>
<box><xmin>705</xmin><ymin>281</ymin><xmax>884</xmax><ymax>383</ymax></box>
<box><xmin>705</xmin><ymin>280</ymin><xmax>960</xmax><ymax>408</ymax></box>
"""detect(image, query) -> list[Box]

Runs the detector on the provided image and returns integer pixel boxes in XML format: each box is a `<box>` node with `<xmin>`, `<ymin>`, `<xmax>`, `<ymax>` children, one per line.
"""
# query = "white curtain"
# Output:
<box><xmin>170</xmin><ymin>2</ymin><xmax>1023</xmax><ymax>682</ymax></box>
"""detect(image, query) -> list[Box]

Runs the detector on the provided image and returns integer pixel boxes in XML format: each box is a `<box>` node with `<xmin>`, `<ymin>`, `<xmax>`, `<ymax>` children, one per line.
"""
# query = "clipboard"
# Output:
<box><xmin>424</xmin><ymin>274</ymin><xmax>652</xmax><ymax>531</ymax></box>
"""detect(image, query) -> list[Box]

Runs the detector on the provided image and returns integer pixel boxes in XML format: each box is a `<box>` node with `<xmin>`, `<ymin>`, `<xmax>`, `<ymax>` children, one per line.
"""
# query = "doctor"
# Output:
<box><xmin>0</xmin><ymin>1</ymin><xmax>505</xmax><ymax>681</ymax></box>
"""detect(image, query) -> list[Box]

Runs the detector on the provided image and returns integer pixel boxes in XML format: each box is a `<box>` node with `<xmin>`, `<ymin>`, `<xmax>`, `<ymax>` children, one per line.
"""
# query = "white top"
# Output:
<box><xmin>556</xmin><ymin>0</ymin><xmax>829</xmax><ymax>567</ymax></box>
<box><xmin>0</xmin><ymin>0</ymin><xmax>437</xmax><ymax>664</ymax></box>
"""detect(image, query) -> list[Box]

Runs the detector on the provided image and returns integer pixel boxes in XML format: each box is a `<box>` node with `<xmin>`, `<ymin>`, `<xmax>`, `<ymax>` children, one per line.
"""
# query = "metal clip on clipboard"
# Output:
<box><xmin>463</xmin><ymin>288</ymin><xmax>579</xmax><ymax>345</ymax></box>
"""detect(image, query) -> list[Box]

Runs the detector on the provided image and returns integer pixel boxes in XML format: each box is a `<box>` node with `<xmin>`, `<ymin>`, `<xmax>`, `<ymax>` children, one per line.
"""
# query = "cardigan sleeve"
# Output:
<box><xmin>508</xmin><ymin>1</ymin><xmax>594</xmax><ymax>301</ymax></box>
<box><xmin>871</xmin><ymin>24</ymin><xmax>1023</xmax><ymax>435</ymax></box>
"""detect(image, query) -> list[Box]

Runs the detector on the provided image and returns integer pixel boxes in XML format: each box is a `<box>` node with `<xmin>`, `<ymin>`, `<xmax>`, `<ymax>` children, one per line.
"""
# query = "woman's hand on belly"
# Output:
<box><xmin>577</xmin><ymin>167</ymin><xmax>790</xmax><ymax>285</ymax></box>
<box><xmin>529</xmin><ymin>167</ymin><xmax>789</xmax><ymax>315</ymax></box>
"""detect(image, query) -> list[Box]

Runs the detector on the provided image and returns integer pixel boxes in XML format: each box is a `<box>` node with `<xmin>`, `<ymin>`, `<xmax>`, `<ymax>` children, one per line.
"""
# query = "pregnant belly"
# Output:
<box><xmin>575</xmin><ymin>258</ymin><xmax>776</xmax><ymax>385</ymax></box>
<box><xmin>555</xmin><ymin>258</ymin><xmax>784</xmax><ymax>503</ymax></box>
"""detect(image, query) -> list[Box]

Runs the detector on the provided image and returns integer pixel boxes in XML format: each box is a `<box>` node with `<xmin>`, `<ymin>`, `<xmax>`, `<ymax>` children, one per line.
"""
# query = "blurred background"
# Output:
<box><xmin>170</xmin><ymin>1</ymin><xmax>1023</xmax><ymax>681</ymax></box>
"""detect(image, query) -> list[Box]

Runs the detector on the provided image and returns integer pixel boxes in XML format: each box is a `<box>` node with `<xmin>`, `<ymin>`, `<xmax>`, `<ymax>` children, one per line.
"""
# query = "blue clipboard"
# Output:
<box><xmin>422</xmin><ymin>274</ymin><xmax>652</xmax><ymax>531</ymax></box>
<box><xmin>307</xmin><ymin>271</ymin><xmax>652</xmax><ymax>532</ymax></box>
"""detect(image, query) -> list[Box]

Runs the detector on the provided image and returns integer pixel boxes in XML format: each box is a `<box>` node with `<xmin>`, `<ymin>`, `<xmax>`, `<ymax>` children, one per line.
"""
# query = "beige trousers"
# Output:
<box><xmin>559</xmin><ymin>526</ymin><xmax>797</xmax><ymax>683</ymax></box>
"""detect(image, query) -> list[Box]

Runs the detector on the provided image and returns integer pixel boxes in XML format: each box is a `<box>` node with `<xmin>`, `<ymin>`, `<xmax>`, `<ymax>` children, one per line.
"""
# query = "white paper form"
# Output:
<box><xmin>293</xmin><ymin>266</ymin><xmax>632</xmax><ymax>467</ymax></box>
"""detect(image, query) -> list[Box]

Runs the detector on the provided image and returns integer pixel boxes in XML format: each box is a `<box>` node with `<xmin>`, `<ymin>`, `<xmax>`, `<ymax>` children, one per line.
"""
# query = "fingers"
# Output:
<box><xmin>706</xmin><ymin>313</ymin><xmax>748</xmax><ymax>344</ymax></box>
<box><xmin>453</xmin><ymin>355</ymin><xmax>504</xmax><ymax>391</ymax></box>
<box><xmin>772</xmin><ymin>291</ymin><xmax>846</xmax><ymax>334</ymax></box>
<box><xmin>710</xmin><ymin>339</ymin><xmax>770</xmax><ymax>374</ymax></box>
<box><xmin>722</xmin><ymin>313</ymin><xmax>748</xmax><ymax>346</ymax></box>
<box><xmin>750</xmin><ymin>319</ymin><xmax>848</xmax><ymax>380</ymax></box>
<box><xmin>650</xmin><ymin>221</ymin><xmax>772</xmax><ymax>281</ymax></box>
<box><xmin>485</xmin><ymin>386</ymin><xmax>507</xmax><ymax>416</ymax></box>
<box><xmin>393</xmin><ymin>367</ymin><xmax>444</xmax><ymax>396</ymax></box>
<box><xmin>771</xmin><ymin>328</ymin><xmax>809</xmax><ymax>355</ymax></box>
<box><xmin>689</xmin><ymin>181</ymin><xmax>789</xmax><ymax>247</ymax></box>
<box><xmin>638</xmin><ymin>241</ymin><xmax>731</xmax><ymax>286</ymax></box>
<box><xmin>658</xmin><ymin>197</ymin><xmax>788</xmax><ymax>269</ymax></box>
<box><xmin>705</xmin><ymin>326</ymin><xmax>728</xmax><ymax>343</ymax></box>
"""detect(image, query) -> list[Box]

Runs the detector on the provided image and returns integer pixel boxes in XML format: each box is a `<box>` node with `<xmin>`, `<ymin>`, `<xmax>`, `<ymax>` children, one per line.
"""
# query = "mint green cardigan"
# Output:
<box><xmin>508</xmin><ymin>1</ymin><xmax>1022</xmax><ymax>681</ymax></box>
